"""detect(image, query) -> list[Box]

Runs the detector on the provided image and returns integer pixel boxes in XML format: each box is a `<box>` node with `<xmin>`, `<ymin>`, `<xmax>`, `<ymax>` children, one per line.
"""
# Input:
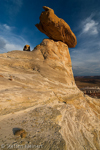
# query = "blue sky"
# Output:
<box><xmin>0</xmin><ymin>0</ymin><xmax>100</xmax><ymax>76</ymax></box>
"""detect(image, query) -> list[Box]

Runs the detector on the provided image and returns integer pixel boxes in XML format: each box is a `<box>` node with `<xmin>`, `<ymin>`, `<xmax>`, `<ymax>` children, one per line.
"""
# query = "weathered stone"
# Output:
<box><xmin>0</xmin><ymin>39</ymin><xmax>100</xmax><ymax>150</ymax></box>
<box><xmin>33</xmin><ymin>39</ymin><xmax>75</xmax><ymax>85</ymax></box>
<box><xmin>23</xmin><ymin>45</ymin><xmax>30</xmax><ymax>51</ymax></box>
<box><xmin>36</xmin><ymin>6</ymin><xmax>77</xmax><ymax>48</ymax></box>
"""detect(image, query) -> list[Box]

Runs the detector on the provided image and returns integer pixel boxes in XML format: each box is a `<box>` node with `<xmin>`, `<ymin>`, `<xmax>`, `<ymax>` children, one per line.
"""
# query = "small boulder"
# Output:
<box><xmin>23</xmin><ymin>45</ymin><xmax>30</xmax><ymax>51</ymax></box>
<box><xmin>14</xmin><ymin>129</ymin><xmax>27</xmax><ymax>138</ymax></box>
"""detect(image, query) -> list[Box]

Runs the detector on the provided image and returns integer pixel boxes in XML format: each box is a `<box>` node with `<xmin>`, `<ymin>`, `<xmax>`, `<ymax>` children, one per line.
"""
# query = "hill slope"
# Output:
<box><xmin>0</xmin><ymin>39</ymin><xmax>100</xmax><ymax>150</ymax></box>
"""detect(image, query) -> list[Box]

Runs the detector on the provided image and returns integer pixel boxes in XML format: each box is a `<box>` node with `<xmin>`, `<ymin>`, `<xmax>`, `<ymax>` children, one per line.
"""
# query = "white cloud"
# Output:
<box><xmin>83</xmin><ymin>20</ymin><xmax>98</xmax><ymax>35</ymax></box>
<box><xmin>5</xmin><ymin>43</ymin><xmax>23</xmax><ymax>51</ymax></box>
<box><xmin>0</xmin><ymin>37</ymin><xmax>24</xmax><ymax>53</ymax></box>
<box><xmin>80</xmin><ymin>15</ymin><xmax>99</xmax><ymax>36</ymax></box>
<box><xmin>70</xmin><ymin>14</ymin><xmax>100</xmax><ymax>75</ymax></box>
<box><xmin>70</xmin><ymin>46</ymin><xmax>100</xmax><ymax>76</ymax></box>
<box><xmin>0</xmin><ymin>38</ymin><xmax>6</xmax><ymax>49</ymax></box>
<box><xmin>3</xmin><ymin>24</ymin><xmax>11</xmax><ymax>30</ymax></box>
<box><xmin>0</xmin><ymin>23</ymin><xmax>15</xmax><ymax>32</ymax></box>
<box><xmin>0</xmin><ymin>24</ymin><xmax>31</xmax><ymax>53</ymax></box>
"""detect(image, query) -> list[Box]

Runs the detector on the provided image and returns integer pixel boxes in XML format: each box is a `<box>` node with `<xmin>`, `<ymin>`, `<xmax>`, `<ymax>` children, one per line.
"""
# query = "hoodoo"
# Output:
<box><xmin>0</xmin><ymin>6</ymin><xmax>100</xmax><ymax>150</ymax></box>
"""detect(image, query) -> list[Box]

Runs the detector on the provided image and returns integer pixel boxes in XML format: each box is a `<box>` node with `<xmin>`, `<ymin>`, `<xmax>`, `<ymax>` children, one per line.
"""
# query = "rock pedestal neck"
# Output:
<box><xmin>33</xmin><ymin>39</ymin><xmax>75</xmax><ymax>86</ymax></box>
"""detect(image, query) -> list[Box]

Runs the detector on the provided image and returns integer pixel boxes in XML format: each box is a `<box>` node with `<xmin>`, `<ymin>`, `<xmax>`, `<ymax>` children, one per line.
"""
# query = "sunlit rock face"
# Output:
<box><xmin>33</xmin><ymin>39</ymin><xmax>75</xmax><ymax>86</ymax></box>
<box><xmin>0</xmin><ymin>38</ymin><xmax>100</xmax><ymax>149</ymax></box>
<box><xmin>36</xmin><ymin>6</ymin><xmax>77</xmax><ymax>48</ymax></box>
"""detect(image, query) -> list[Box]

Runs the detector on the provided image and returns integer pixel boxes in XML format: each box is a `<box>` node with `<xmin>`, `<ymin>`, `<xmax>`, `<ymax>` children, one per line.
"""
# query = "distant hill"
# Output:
<box><xmin>74</xmin><ymin>76</ymin><xmax>100</xmax><ymax>88</ymax></box>
<box><xmin>74</xmin><ymin>76</ymin><xmax>100</xmax><ymax>98</ymax></box>
<box><xmin>75</xmin><ymin>76</ymin><xmax>100</xmax><ymax>79</ymax></box>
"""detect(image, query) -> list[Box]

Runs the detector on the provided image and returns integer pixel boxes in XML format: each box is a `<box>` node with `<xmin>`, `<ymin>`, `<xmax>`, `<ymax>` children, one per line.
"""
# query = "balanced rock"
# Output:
<box><xmin>23</xmin><ymin>45</ymin><xmax>30</xmax><ymax>51</ymax></box>
<box><xmin>36</xmin><ymin>6</ymin><xmax>77</xmax><ymax>48</ymax></box>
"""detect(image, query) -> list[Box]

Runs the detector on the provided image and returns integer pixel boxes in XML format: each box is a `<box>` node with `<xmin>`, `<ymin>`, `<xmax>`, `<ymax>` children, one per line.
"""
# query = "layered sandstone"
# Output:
<box><xmin>0</xmin><ymin>39</ymin><xmax>100</xmax><ymax>149</ymax></box>
<box><xmin>36</xmin><ymin>6</ymin><xmax>77</xmax><ymax>48</ymax></box>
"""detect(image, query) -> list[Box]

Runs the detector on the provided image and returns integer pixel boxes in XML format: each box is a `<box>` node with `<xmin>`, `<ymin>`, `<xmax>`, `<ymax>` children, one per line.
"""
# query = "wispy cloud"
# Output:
<box><xmin>4</xmin><ymin>0</ymin><xmax>23</xmax><ymax>20</ymax></box>
<box><xmin>3</xmin><ymin>24</ymin><xmax>11</xmax><ymax>30</ymax></box>
<box><xmin>0</xmin><ymin>24</ymin><xmax>31</xmax><ymax>53</ymax></box>
<box><xmin>83</xmin><ymin>20</ymin><xmax>98</xmax><ymax>35</ymax></box>
<box><xmin>70</xmin><ymin>46</ymin><xmax>100</xmax><ymax>76</ymax></box>
<box><xmin>0</xmin><ymin>38</ymin><xmax>6</xmax><ymax>50</ymax></box>
<box><xmin>0</xmin><ymin>24</ymin><xmax>14</xmax><ymax>32</ymax></box>
<box><xmin>79</xmin><ymin>15</ymin><xmax>99</xmax><ymax>36</ymax></box>
<box><xmin>70</xmin><ymin>14</ymin><xmax>100</xmax><ymax>76</ymax></box>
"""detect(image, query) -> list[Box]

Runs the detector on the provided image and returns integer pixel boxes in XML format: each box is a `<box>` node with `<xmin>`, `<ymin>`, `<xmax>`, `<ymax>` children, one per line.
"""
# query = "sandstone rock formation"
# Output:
<box><xmin>33</xmin><ymin>39</ymin><xmax>75</xmax><ymax>85</ymax></box>
<box><xmin>0</xmin><ymin>38</ymin><xmax>100</xmax><ymax>150</ymax></box>
<box><xmin>23</xmin><ymin>45</ymin><xmax>30</xmax><ymax>51</ymax></box>
<box><xmin>36</xmin><ymin>6</ymin><xmax>77</xmax><ymax>48</ymax></box>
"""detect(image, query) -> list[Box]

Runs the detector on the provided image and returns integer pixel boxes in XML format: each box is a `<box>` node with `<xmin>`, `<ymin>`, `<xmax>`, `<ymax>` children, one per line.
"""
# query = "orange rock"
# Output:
<box><xmin>14</xmin><ymin>129</ymin><xmax>27</xmax><ymax>138</ymax></box>
<box><xmin>0</xmin><ymin>75</ymin><xmax>4</xmax><ymax>78</ymax></box>
<box><xmin>36</xmin><ymin>6</ymin><xmax>77</xmax><ymax>48</ymax></box>
<box><xmin>23</xmin><ymin>45</ymin><xmax>30</xmax><ymax>51</ymax></box>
